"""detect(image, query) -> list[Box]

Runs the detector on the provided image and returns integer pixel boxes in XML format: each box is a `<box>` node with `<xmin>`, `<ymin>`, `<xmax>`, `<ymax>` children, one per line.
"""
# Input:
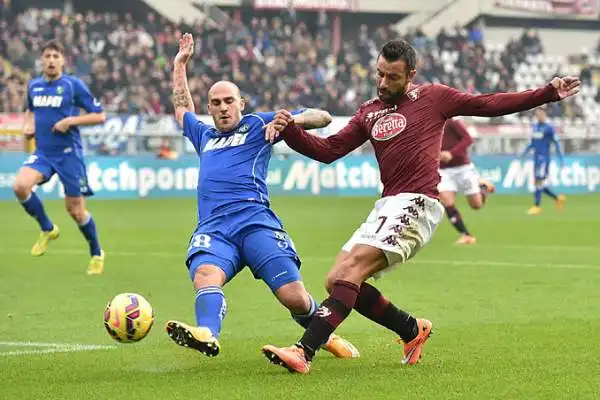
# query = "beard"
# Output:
<box><xmin>377</xmin><ymin>87</ymin><xmax>406</xmax><ymax>104</ymax></box>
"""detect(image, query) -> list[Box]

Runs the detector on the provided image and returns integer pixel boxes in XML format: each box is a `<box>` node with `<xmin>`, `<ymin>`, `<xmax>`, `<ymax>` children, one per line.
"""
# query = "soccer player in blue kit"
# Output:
<box><xmin>12</xmin><ymin>40</ymin><xmax>106</xmax><ymax>274</ymax></box>
<box><xmin>521</xmin><ymin>106</ymin><xmax>565</xmax><ymax>215</ymax></box>
<box><xmin>164</xmin><ymin>33</ymin><xmax>359</xmax><ymax>359</ymax></box>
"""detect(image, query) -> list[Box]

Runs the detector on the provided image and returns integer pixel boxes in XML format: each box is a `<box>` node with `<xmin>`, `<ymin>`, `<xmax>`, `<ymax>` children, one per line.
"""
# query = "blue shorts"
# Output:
<box><xmin>24</xmin><ymin>151</ymin><xmax>93</xmax><ymax>197</ymax></box>
<box><xmin>185</xmin><ymin>208</ymin><xmax>302</xmax><ymax>292</ymax></box>
<box><xmin>534</xmin><ymin>155</ymin><xmax>550</xmax><ymax>181</ymax></box>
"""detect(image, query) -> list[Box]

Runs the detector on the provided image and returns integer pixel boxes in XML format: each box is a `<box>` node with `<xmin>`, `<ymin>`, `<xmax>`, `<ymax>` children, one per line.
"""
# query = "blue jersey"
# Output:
<box><xmin>523</xmin><ymin>122</ymin><xmax>563</xmax><ymax>161</ymax></box>
<box><xmin>183</xmin><ymin>110</ymin><xmax>302</xmax><ymax>223</ymax></box>
<box><xmin>27</xmin><ymin>74</ymin><xmax>103</xmax><ymax>156</ymax></box>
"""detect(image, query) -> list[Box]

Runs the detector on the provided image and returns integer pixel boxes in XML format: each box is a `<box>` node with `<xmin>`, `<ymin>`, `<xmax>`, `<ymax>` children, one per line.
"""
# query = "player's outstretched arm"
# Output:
<box><xmin>172</xmin><ymin>33</ymin><xmax>195</xmax><ymax>127</ymax></box>
<box><xmin>281</xmin><ymin>114</ymin><xmax>367</xmax><ymax>164</ymax></box>
<box><xmin>520</xmin><ymin>141</ymin><xmax>534</xmax><ymax>159</ymax></box>
<box><xmin>293</xmin><ymin>109</ymin><xmax>332</xmax><ymax>130</ymax></box>
<box><xmin>439</xmin><ymin>77</ymin><xmax>581</xmax><ymax>118</ymax></box>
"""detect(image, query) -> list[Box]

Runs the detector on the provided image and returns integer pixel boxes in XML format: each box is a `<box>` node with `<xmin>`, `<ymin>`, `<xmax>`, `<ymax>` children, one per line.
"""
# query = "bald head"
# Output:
<box><xmin>208</xmin><ymin>81</ymin><xmax>241</xmax><ymax>100</ymax></box>
<box><xmin>207</xmin><ymin>80</ymin><xmax>245</xmax><ymax>132</ymax></box>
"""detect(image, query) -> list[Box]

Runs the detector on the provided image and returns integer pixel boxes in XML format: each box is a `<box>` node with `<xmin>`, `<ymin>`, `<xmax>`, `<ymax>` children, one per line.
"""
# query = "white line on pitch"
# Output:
<box><xmin>0</xmin><ymin>342</ymin><xmax>117</xmax><ymax>357</ymax></box>
<box><xmin>0</xmin><ymin>248</ymin><xmax>598</xmax><ymax>271</ymax></box>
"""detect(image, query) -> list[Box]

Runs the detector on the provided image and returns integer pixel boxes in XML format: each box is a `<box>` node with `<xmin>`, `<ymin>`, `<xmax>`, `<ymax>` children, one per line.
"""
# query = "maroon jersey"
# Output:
<box><xmin>440</xmin><ymin>118</ymin><xmax>473</xmax><ymax>169</ymax></box>
<box><xmin>282</xmin><ymin>83</ymin><xmax>559</xmax><ymax>199</ymax></box>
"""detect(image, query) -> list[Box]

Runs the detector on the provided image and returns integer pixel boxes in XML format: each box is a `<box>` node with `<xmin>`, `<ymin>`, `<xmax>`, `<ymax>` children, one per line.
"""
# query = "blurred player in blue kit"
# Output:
<box><xmin>12</xmin><ymin>40</ymin><xmax>106</xmax><ymax>274</ymax></box>
<box><xmin>164</xmin><ymin>33</ymin><xmax>359</xmax><ymax>359</ymax></box>
<box><xmin>521</xmin><ymin>106</ymin><xmax>565</xmax><ymax>215</ymax></box>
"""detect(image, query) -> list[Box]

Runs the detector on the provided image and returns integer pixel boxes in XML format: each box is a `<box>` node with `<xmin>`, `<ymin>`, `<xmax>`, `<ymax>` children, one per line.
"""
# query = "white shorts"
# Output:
<box><xmin>342</xmin><ymin>193</ymin><xmax>444</xmax><ymax>278</ymax></box>
<box><xmin>437</xmin><ymin>163</ymin><xmax>481</xmax><ymax>196</ymax></box>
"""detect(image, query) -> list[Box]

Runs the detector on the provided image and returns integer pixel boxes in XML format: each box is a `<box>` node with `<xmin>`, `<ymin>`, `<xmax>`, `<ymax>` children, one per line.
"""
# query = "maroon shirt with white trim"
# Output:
<box><xmin>282</xmin><ymin>83</ymin><xmax>559</xmax><ymax>199</ymax></box>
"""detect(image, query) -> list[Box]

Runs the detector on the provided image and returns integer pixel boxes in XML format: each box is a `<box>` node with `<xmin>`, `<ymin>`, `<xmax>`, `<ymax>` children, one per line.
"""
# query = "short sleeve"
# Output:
<box><xmin>72</xmin><ymin>77</ymin><xmax>103</xmax><ymax>113</ymax></box>
<box><xmin>254</xmin><ymin>109</ymin><xmax>307</xmax><ymax>126</ymax></box>
<box><xmin>183</xmin><ymin>112</ymin><xmax>209</xmax><ymax>153</ymax></box>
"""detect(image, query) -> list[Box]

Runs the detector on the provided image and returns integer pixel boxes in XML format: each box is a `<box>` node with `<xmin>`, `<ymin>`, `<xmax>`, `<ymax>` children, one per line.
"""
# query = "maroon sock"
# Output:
<box><xmin>297</xmin><ymin>280</ymin><xmax>359</xmax><ymax>359</ymax></box>
<box><xmin>354</xmin><ymin>282</ymin><xmax>418</xmax><ymax>342</ymax></box>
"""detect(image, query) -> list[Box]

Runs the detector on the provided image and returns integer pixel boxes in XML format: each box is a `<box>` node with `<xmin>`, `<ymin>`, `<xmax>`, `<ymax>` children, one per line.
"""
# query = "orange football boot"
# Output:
<box><xmin>399</xmin><ymin>318</ymin><xmax>433</xmax><ymax>365</ymax></box>
<box><xmin>262</xmin><ymin>344</ymin><xmax>311</xmax><ymax>374</ymax></box>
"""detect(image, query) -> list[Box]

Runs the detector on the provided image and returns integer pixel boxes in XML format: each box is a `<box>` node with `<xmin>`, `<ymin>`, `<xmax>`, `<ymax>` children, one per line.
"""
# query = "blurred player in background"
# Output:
<box><xmin>438</xmin><ymin>118</ymin><xmax>495</xmax><ymax>245</ymax></box>
<box><xmin>12</xmin><ymin>40</ymin><xmax>106</xmax><ymax>274</ymax></box>
<box><xmin>521</xmin><ymin>106</ymin><xmax>565</xmax><ymax>215</ymax></box>
<box><xmin>261</xmin><ymin>39</ymin><xmax>580</xmax><ymax>374</ymax></box>
<box><xmin>164</xmin><ymin>33</ymin><xmax>359</xmax><ymax>359</ymax></box>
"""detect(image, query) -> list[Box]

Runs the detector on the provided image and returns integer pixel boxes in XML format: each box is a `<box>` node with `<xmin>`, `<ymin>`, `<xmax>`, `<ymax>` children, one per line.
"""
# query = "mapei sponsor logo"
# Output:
<box><xmin>503</xmin><ymin>160</ymin><xmax>600</xmax><ymax>191</ymax></box>
<box><xmin>282</xmin><ymin>160</ymin><xmax>383</xmax><ymax>194</ymax></box>
<box><xmin>371</xmin><ymin>113</ymin><xmax>407</xmax><ymax>141</ymax></box>
<box><xmin>204</xmin><ymin>133</ymin><xmax>248</xmax><ymax>152</ymax></box>
<box><xmin>32</xmin><ymin>95</ymin><xmax>63</xmax><ymax>108</ymax></box>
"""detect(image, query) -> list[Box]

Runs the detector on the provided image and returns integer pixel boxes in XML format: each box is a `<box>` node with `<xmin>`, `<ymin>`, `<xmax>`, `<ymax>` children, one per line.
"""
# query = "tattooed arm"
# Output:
<box><xmin>293</xmin><ymin>108</ymin><xmax>332</xmax><ymax>130</ymax></box>
<box><xmin>172</xmin><ymin>33</ymin><xmax>195</xmax><ymax>127</ymax></box>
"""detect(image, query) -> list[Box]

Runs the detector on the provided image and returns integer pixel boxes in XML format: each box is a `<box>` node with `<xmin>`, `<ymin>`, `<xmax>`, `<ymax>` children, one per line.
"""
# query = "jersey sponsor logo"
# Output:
<box><xmin>32</xmin><ymin>87</ymin><xmax>44</xmax><ymax>92</ymax></box>
<box><xmin>203</xmin><ymin>133</ymin><xmax>248</xmax><ymax>152</ymax></box>
<box><xmin>371</xmin><ymin>113</ymin><xmax>407</xmax><ymax>141</ymax></box>
<box><xmin>365</xmin><ymin>105</ymin><xmax>398</xmax><ymax>122</ymax></box>
<box><xmin>32</xmin><ymin>95</ymin><xmax>63</xmax><ymax>108</ymax></box>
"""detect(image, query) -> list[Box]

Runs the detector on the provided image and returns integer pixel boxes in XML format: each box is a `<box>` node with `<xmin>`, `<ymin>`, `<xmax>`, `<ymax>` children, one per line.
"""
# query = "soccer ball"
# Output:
<box><xmin>103</xmin><ymin>293</ymin><xmax>154</xmax><ymax>343</ymax></box>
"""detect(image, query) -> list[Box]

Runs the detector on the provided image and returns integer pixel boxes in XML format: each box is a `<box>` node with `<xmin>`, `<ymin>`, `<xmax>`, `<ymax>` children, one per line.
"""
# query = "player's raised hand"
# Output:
<box><xmin>175</xmin><ymin>33</ymin><xmax>194</xmax><ymax>65</ymax></box>
<box><xmin>550</xmin><ymin>76</ymin><xmax>581</xmax><ymax>99</ymax></box>
<box><xmin>264</xmin><ymin>109</ymin><xmax>294</xmax><ymax>143</ymax></box>
<box><xmin>52</xmin><ymin>117</ymin><xmax>72</xmax><ymax>133</ymax></box>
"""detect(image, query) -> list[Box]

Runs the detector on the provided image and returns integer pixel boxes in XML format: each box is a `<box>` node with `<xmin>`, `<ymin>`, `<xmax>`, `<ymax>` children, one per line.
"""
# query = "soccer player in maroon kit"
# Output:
<box><xmin>438</xmin><ymin>118</ymin><xmax>494</xmax><ymax>245</ymax></box>
<box><xmin>261</xmin><ymin>40</ymin><xmax>580</xmax><ymax>374</ymax></box>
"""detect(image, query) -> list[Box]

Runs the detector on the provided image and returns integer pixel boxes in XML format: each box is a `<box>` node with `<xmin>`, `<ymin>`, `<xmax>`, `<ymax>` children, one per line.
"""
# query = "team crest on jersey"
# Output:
<box><xmin>238</xmin><ymin>123</ymin><xmax>250</xmax><ymax>133</ymax></box>
<box><xmin>407</xmin><ymin>88</ymin><xmax>420</xmax><ymax>101</ymax></box>
<box><xmin>371</xmin><ymin>113</ymin><xmax>407</xmax><ymax>141</ymax></box>
<box><xmin>56</xmin><ymin>86</ymin><xmax>64</xmax><ymax>95</ymax></box>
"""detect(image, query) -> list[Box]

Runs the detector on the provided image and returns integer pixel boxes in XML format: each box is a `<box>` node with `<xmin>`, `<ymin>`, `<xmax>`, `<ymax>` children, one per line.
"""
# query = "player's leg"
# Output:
<box><xmin>56</xmin><ymin>153</ymin><xmax>104</xmax><ymax>272</ymax></box>
<box><xmin>529</xmin><ymin>157</ymin><xmax>546</xmax><ymax>215</ymax></box>
<box><xmin>440</xmin><ymin>190</ymin><xmax>474</xmax><ymax>244</ymax></box>
<box><xmin>263</xmin><ymin>195</ymin><xmax>444</xmax><ymax>373</ymax></box>
<box><xmin>166</xmin><ymin>232</ymin><xmax>240</xmax><ymax>357</ymax></box>
<box><xmin>438</xmin><ymin>168</ymin><xmax>475</xmax><ymax>244</ymax></box>
<box><xmin>13</xmin><ymin>155</ymin><xmax>59</xmax><ymax>256</ymax></box>
<box><xmin>242</xmin><ymin>228</ymin><xmax>359</xmax><ymax>359</ymax></box>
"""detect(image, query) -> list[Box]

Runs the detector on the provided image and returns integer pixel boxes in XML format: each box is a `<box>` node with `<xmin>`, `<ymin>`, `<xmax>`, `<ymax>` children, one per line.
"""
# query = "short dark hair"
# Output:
<box><xmin>42</xmin><ymin>40</ymin><xmax>65</xmax><ymax>55</ymax></box>
<box><xmin>379</xmin><ymin>40</ymin><xmax>417</xmax><ymax>72</ymax></box>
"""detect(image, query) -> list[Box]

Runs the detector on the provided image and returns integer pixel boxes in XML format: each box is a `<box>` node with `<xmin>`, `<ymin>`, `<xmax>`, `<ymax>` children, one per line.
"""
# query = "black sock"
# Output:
<box><xmin>543</xmin><ymin>187</ymin><xmax>557</xmax><ymax>200</ymax></box>
<box><xmin>297</xmin><ymin>280</ymin><xmax>360</xmax><ymax>360</ymax></box>
<box><xmin>445</xmin><ymin>205</ymin><xmax>470</xmax><ymax>236</ymax></box>
<box><xmin>479</xmin><ymin>184</ymin><xmax>489</xmax><ymax>203</ymax></box>
<box><xmin>354</xmin><ymin>282</ymin><xmax>418</xmax><ymax>342</ymax></box>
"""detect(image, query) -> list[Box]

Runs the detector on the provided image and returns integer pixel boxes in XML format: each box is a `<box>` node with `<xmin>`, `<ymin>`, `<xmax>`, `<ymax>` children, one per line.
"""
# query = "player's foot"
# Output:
<box><xmin>87</xmin><ymin>250</ymin><xmax>105</xmax><ymax>275</ymax></box>
<box><xmin>556</xmin><ymin>194</ymin><xmax>566</xmax><ymax>211</ymax></box>
<box><xmin>479</xmin><ymin>178</ymin><xmax>495</xmax><ymax>194</ymax></box>
<box><xmin>527</xmin><ymin>206</ymin><xmax>542</xmax><ymax>215</ymax></box>
<box><xmin>165</xmin><ymin>321</ymin><xmax>220</xmax><ymax>357</ymax></box>
<box><xmin>399</xmin><ymin>318</ymin><xmax>433</xmax><ymax>366</ymax></box>
<box><xmin>31</xmin><ymin>225</ymin><xmax>60</xmax><ymax>256</ymax></box>
<box><xmin>455</xmin><ymin>235</ymin><xmax>476</xmax><ymax>245</ymax></box>
<box><xmin>322</xmin><ymin>334</ymin><xmax>360</xmax><ymax>358</ymax></box>
<box><xmin>262</xmin><ymin>344</ymin><xmax>311</xmax><ymax>374</ymax></box>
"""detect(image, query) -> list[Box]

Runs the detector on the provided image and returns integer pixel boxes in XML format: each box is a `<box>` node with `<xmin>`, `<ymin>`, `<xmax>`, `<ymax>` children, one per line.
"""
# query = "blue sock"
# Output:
<box><xmin>78</xmin><ymin>214</ymin><xmax>102</xmax><ymax>256</ymax></box>
<box><xmin>534</xmin><ymin>188</ymin><xmax>542</xmax><ymax>206</ymax></box>
<box><xmin>20</xmin><ymin>192</ymin><xmax>53</xmax><ymax>231</ymax></box>
<box><xmin>291</xmin><ymin>294</ymin><xmax>317</xmax><ymax>329</ymax></box>
<box><xmin>543</xmin><ymin>187</ymin><xmax>557</xmax><ymax>200</ymax></box>
<box><xmin>195</xmin><ymin>286</ymin><xmax>227</xmax><ymax>338</ymax></box>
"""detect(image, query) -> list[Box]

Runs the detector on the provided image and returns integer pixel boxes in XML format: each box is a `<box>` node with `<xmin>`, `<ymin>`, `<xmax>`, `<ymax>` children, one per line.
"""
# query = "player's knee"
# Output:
<box><xmin>193</xmin><ymin>265</ymin><xmax>226</xmax><ymax>289</ymax></box>
<box><xmin>12</xmin><ymin>180</ymin><xmax>31</xmax><ymax>200</ymax></box>
<box><xmin>66</xmin><ymin>203</ymin><xmax>86</xmax><ymax>223</ymax></box>
<box><xmin>337</xmin><ymin>246</ymin><xmax>381</xmax><ymax>282</ymax></box>
<box><xmin>276</xmin><ymin>282</ymin><xmax>310</xmax><ymax>314</ymax></box>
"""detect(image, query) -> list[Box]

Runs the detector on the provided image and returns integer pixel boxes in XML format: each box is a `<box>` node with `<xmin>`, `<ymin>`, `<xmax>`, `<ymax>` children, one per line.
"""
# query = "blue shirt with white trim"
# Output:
<box><xmin>183</xmin><ymin>110</ymin><xmax>304</xmax><ymax>223</ymax></box>
<box><xmin>27</xmin><ymin>74</ymin><xmax>103</xmax><ymax>156</ymax></box>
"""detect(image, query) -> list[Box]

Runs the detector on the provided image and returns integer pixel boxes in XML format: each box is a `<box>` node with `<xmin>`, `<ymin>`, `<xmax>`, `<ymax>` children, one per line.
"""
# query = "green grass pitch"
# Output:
<box><xmin>1</xmin><ymin>195</ymin><xmax>600</xmax><ymax>399</ymax></box>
